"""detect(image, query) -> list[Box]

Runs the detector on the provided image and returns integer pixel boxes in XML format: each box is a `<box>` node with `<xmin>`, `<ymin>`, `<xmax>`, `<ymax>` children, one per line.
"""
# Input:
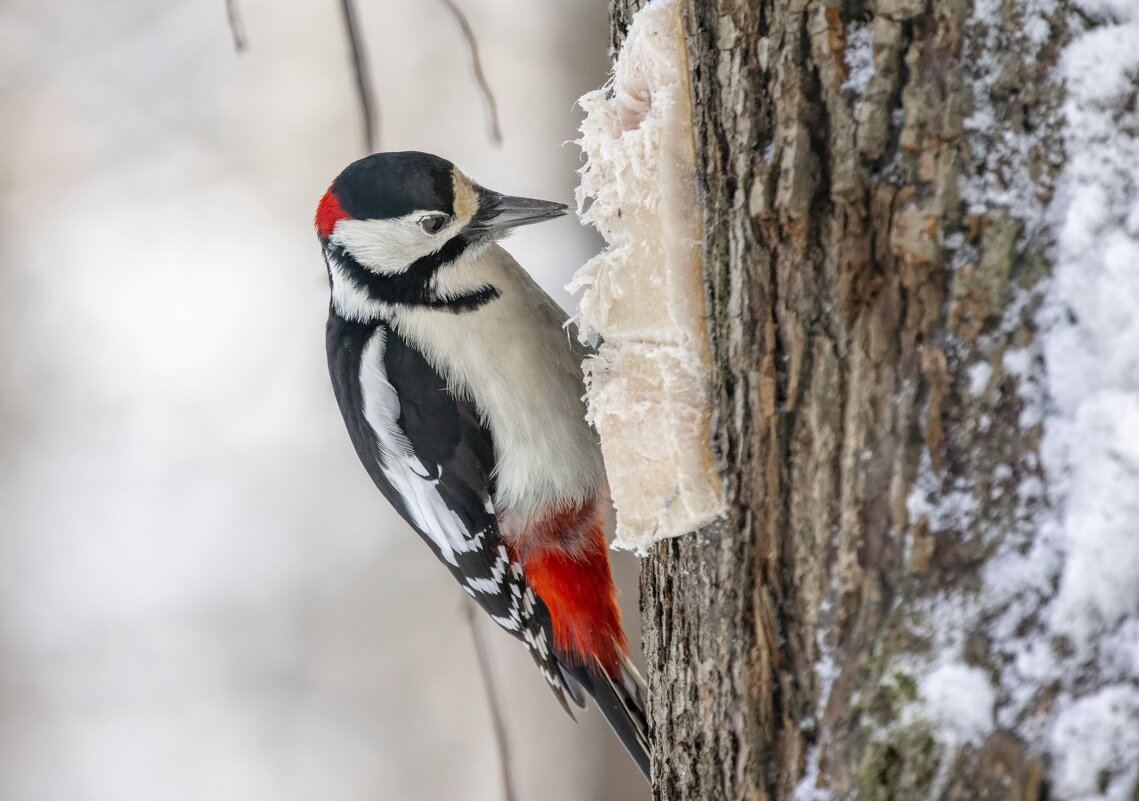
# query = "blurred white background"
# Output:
<box><xmin>0</xmin><ymin>0</ymin><xmax>648</xmax><ymax>798</ymax></box>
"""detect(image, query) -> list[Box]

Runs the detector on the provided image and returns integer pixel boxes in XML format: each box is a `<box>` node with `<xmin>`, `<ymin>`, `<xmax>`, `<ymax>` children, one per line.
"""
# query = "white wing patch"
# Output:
<box><xmin>359</xmin><ymin>327</ymin><xmax>486</xmax><ymax>566</ymax></box>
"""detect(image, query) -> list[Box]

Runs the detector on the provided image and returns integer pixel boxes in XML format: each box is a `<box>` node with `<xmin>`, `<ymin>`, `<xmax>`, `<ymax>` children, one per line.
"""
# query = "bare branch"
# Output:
<box><xmin>464</xmin><ymin>601</ymin><xmax>518</xmax><ymax>801</ymax></box>
<box><xmin>225</xmin><ymin>0</ymin><xmax>248</xmax><ymax>52</ymax></box>
<box><xmin>338</xmin><ymin>0</ymin><xmax>379</xmax><ymax>152</ymax></box>
<box><xmin>438</xmin><ymin>0</ymin><xmax>503</xmax><ymax>147</ymax></box>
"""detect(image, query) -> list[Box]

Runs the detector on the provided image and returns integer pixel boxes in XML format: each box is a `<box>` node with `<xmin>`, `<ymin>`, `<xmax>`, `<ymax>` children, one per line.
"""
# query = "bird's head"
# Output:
<box><xmin>315</xmin><ymin>151</ymin><xmax>567</xmax><ymax>276</ymax></box>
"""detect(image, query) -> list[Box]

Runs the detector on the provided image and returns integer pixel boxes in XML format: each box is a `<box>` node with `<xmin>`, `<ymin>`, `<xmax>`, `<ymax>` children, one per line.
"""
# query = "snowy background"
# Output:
<box><xmin>0</xmin><ymin>1</ymin><xmax>648</xmax><ymax>799</ymax></box>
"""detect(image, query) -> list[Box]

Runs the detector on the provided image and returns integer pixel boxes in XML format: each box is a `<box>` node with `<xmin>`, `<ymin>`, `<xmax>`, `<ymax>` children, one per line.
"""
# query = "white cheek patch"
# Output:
<box><xmin>332</xmin><ymin>213</ymin><xmax>457</xmax><ymax>275</ymax></box>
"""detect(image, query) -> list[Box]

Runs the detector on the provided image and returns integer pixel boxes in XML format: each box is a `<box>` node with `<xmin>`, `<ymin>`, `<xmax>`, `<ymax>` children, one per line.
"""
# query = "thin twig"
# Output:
<box><xmin>438</xmin><ymin>0</ymin><xmax>503</xmax><ymax>146</ymax></box>
<box><xmin>464</xmin><ymin>600</ymin><xmax>518</xmax><ymax>801</ymax></box>
<box><xmin>225</xmin><ymin>0</ymin><xmax>248</xmax><ymax>52</ymax></box>
<box><xmin>339</xmin><ymin>0</ymin><xmax>380</xmax><ymax>152</ymax></box>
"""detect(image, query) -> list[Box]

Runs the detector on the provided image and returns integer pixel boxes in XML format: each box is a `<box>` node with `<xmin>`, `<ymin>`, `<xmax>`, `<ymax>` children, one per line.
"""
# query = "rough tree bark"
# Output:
<box><xmin>609</xmin><ymin>1</ymin><xmax>1080</xmax><ymax>799</ymax></box>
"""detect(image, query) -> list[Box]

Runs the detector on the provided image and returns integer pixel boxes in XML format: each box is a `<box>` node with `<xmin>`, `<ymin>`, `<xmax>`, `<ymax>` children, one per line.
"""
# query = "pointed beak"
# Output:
<box><xmin>477</xmin><ymin>192</ymin><xmax>568</xmax><ymax>232</ymax></box>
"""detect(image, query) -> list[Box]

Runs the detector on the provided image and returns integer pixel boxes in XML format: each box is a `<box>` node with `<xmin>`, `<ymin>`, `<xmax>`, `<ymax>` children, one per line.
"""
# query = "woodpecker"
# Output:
<box><xmin>314</xmin><ymin>151</ymin><xmax>649</xmax><ymax>778</ymax></box>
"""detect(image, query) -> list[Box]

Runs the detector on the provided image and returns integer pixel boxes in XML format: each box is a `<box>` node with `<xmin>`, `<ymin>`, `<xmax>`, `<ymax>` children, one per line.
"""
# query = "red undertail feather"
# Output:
<box><xmin>315</xmin><ymin>187</ymin><xmax>349</xmax><ymax>238</ymax></box>
<box><xmin>520</xmin><ymin>503</ymin><xmax>627</xmax><ymax>677</ymax></box>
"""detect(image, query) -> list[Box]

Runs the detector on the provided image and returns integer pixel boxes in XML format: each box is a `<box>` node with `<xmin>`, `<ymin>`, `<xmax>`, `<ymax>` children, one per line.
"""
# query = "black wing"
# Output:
<box><xmin>326</xmin><ymin>311</ymin><xmax>580</xmax><ymax>707</ymax></box>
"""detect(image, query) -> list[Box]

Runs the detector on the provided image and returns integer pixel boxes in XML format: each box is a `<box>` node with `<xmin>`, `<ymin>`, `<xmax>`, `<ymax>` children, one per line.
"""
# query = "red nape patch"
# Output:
<box><xmin>520</xmin><ymin>510</ymin><xmax>627</xmax><ymax>677</ymax></box>
<box><xmin>315</xmin><ymin>186</ymin><xmax>349</xmax><ymax>238</ymax></box>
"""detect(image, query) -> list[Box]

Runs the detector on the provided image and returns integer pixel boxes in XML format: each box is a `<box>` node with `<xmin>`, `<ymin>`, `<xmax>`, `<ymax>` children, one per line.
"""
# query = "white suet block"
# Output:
<box><xmin>571</xmin><ymin>0</ymin><xmax>725</xmax><ymax>553</ymax></box>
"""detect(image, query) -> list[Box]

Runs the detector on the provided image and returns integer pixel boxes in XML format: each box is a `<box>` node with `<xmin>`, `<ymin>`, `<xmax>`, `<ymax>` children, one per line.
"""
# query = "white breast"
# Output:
<box><xmin>389</xmin><ymin>244</ymin><xmax>606</xmax><ymax>522</ymax></box>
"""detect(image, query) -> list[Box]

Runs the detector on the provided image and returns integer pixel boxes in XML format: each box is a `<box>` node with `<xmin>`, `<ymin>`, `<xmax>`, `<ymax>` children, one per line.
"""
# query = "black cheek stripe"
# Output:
<box><xmin>430</xmin><ymin>286</ymin><xmax>501</xmax><ymax>313</ymax></box>
<box><xmin>328</xmin><ymin>237</ymin><xmax>499</xmax><ymax>313</ymax></box>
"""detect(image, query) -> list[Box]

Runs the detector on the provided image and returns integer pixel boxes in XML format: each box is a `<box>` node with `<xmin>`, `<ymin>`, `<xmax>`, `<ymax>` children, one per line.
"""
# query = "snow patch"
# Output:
<box><xmin>1021</xmin><ymin>5</ymin><xmax>1139</xmax><ymax>796</ymax></box>
<box><xmin>794</xmin><ymin>594</ymin><xmax>839</xmax><ymax>801</ymax></box>
<box><xmin>791</xmin><ymin>744</ymin><xmax>834</xmax><ymax>801</ymax></box>
<box><xmin>571</xmin><ymin>0</ymin><xmax>725</xmax><ymax>552</ymax></box>
<box><xmin>907</xmin><ymin>450</ymin><xmax>980</xmax><ymax>534</ymax></box>
<box><xmin>959</xmin><ymin>0</ymin><xmax>1060</xmax><ymax>226</ymax></box>
<box><xmin>914</xmin><ymin>663</ymin><xmax>995</xmax><ymax>747</ymax></box>
<box><xmin>1049</xmin><ymin>688</ymin><xmax>1139</xmax><ymax>801</ymax></box>
<box><xmin>907</xmin><ymin>3</ymin><xmax>1139</xmax><ymax>798</ymax></box>
<box><xmin>967</xmin><ymin>360</ymin><xmax>993</xmax><ymax>396</ymax></box>
<box><xmin>842</xmin><ymin>20</ymin><xmax>874</xmax><ymax>101</ymax></box>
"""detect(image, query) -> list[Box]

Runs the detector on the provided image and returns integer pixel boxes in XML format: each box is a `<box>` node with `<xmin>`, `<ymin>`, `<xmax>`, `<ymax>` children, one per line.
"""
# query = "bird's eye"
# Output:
<box><xmin>419</xmin><ymin>214</ymin><xmax>448</xmax><ymax>234</ymax></box>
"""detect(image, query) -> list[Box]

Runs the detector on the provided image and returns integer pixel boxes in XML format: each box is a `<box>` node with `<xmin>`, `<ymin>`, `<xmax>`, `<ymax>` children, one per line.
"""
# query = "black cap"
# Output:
<box><xmin>332</xmin><ymin>151</ymin><xmax>457</xmax><ymax>220</ymax></box>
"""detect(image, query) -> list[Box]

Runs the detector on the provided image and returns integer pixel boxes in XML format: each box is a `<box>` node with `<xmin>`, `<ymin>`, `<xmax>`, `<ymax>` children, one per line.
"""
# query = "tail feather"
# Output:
<box><xmin>556</xmin><ymin>661</ymin><xmax>587</xmax><ymax>709</ymax></box>
<box><xmin>515</xmin><ymin>502</ymin><xmax>649</xmax><ymax>779</ymax></box>
<box><xmin>565</xmin><ymin>655</ymin><xmax>650</xmax><ymax>781</ymax></box>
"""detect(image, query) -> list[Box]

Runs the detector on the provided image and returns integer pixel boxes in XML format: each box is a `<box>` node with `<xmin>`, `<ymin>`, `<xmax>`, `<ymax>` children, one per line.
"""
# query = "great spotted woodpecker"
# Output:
<box><xmin>315</xmin><ymin>151</ymin><xmax>649</xmax><ymax>778</ymax></box>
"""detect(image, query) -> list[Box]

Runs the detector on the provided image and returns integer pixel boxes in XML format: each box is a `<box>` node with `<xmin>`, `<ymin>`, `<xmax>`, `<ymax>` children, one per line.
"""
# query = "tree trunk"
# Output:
<box><xmin>605</xmin><ymin>1</ymin><xmax>1117</xmax><ymax>799</ymax></box>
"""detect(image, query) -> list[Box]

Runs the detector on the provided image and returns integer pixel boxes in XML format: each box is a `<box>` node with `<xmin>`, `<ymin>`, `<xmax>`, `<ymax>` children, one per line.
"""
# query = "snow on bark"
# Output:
<box><xmin>570</xmin><ymin>0</ymin><xmax>724</xmax><ymax>553</ymax></box>
<box><xmin>906</xmin><ymin>4</ymin><xmax>1139</xmax><ymax>798</ymax></box>
<box><xmin>1022</xmin><ymin>5</ymin><xmax>1139</xmax><ymax>796</ymax></box>
<box><xmin>914</xmin><ymin>663</ymin><xmax>996</xmax><ymax>748</ymax></box>
<box><xmin>841</xmin><ymin>19</ymin><xmax>874</xmax><ymax>102</ymax></box>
